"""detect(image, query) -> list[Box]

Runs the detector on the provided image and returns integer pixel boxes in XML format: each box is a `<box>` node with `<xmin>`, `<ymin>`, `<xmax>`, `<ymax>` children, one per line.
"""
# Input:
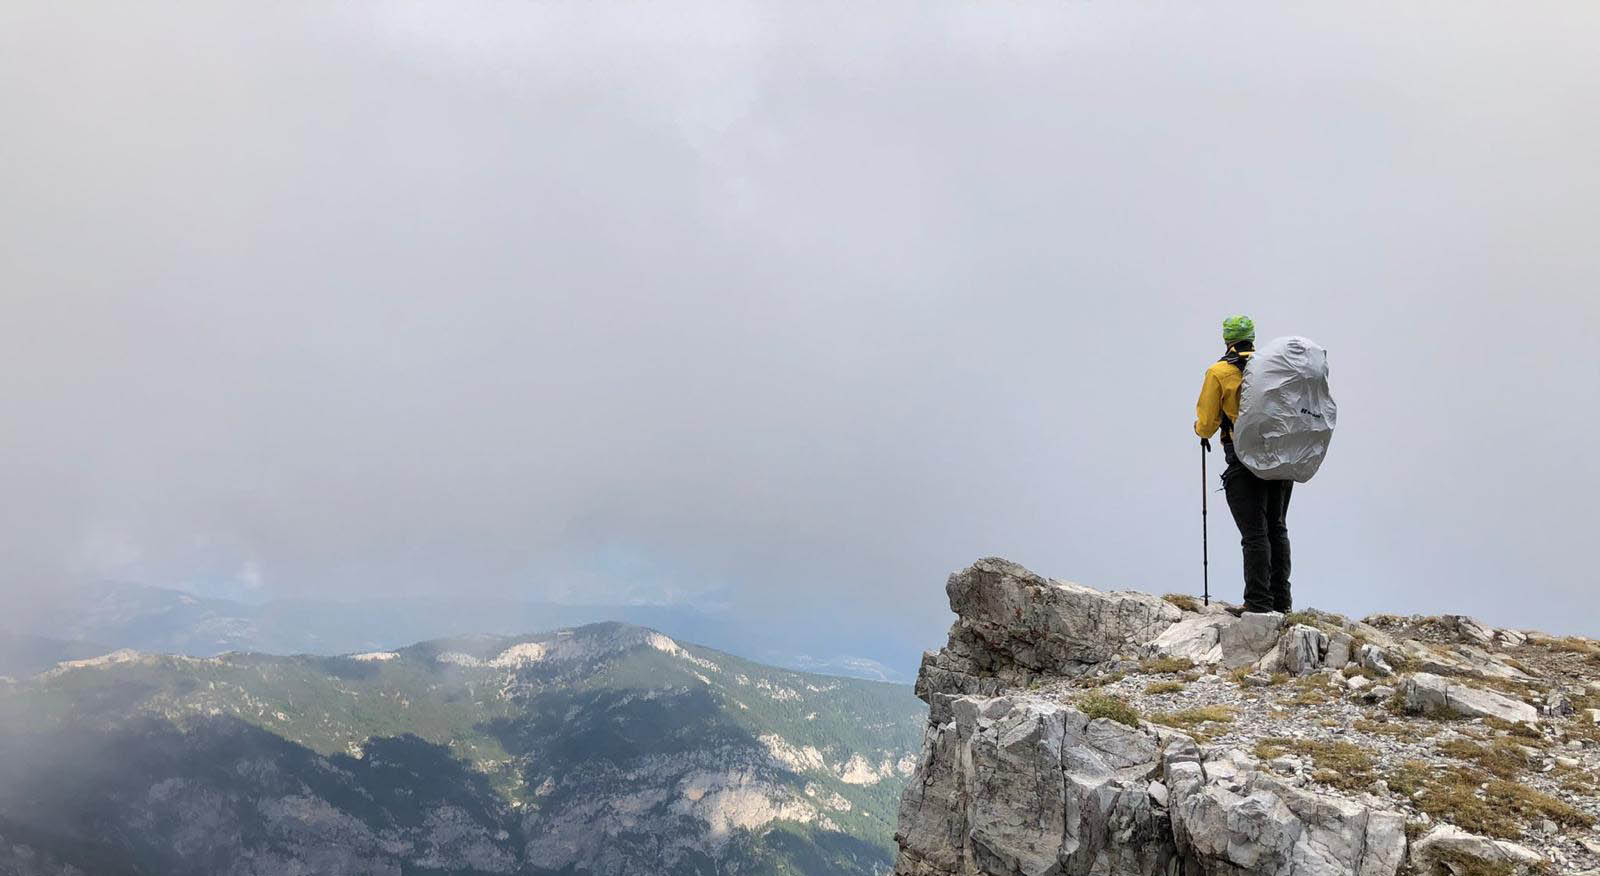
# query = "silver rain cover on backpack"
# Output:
<box><xmin>1234</xmin><ymin>336</ymin><xmax>1337</xmax><ymax>482</ymax></box>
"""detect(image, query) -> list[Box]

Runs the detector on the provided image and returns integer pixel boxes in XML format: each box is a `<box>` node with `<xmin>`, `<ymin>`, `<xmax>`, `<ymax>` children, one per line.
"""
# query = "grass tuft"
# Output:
<box><xmin>1282</xmin><ymin>611</ymin><xmax>1323</xmax><ymax>629</ymax></box>
<box><xmin>1385</xmin><ymin>686</ymin><xmax>1413</xmax><ymax>716</ymax></box>
<box><xmin>1075</xmin><ymin>671</ymin><xmax>1125</xmax><ymax>689</ymax></box>
<box><xmin>1148</xmin><ymin>705</ymin><xmax>1235</xmax><ymax>741</ymax></box>
<box><xmin>1078</xmin><ymin>692</ymin><xmax>1140</xmax><ymax>728</ymax></box>
<box><xmin>1481</xmin><ymin>716</ymin><xmax>1543</xmax><ymax>741</ymax></box>
<box><xmin>1162</xmin><ymin>593</ymin><xmax>1201</xmax><ymax>613</ymax></box>
<box><xmin>1435</xmin><ymin>738</ymin><xmax>1529</xmax><ymax>779</ymax></box>
<box><xmin>1387</xmin><ymin>652</ymin><xmax>1419</xmax><ymax>674</ymax></box>
<box><xmin>1279</xmin><ymin>675</ymin><xmax>1335</xmax><ymax>707</ymax></box>
<box><xmin>1353</xmin><ymin>717</ymin><xmax>1416</xmax><ymax>739</ymax></box>
<box><xmin>1386</xmin><ymin>760</ymin><xmax>1593</xmax><ymax>840</ymax></box>
<box><xmin>1430</xmin><ymin>848</ymin><xmax>1516</xmax><ymax>876</ymax></box>
<box><xmin>1547</xmin><ymin>637</ymin><xmax>1600</xmax><ymax>656</ymax></box>
<box><xmin>1256</xmin><ymin>737</ymin><xmax>1375</xmax><ymax>791</ymax></box>
<box><xmin>1139</xmin><ymin>656</ymin><xmax>1196</xmax><ymax>675</ymax></box>
<box><xmin>1144</xmin><ymin>680</ymin><xmax>1186</xmax><ymax>695</ymax></box>
<box><xmin>1486</xmin><ymin>778</ymin><xmax>1594</xmax><ymax>830</ymax></box>
<box><xmin>1558</xmin><ymin>768</ymin><xmax>1597</xmax><ymax>795</ymax></box>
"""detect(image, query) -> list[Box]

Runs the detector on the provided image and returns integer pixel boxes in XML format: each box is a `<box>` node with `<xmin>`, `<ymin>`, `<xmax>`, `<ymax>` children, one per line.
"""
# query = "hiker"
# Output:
<box><xmin>1195</xmin><ymin>315</ymin><xmax>1293</xmax><ymax>615</ymax></box>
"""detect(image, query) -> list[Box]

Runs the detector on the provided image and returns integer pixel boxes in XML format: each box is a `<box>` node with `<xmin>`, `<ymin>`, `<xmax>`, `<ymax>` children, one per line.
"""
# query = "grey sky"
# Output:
<box><xmin>3</xmin><ymin>1</ymin><xmax>1598</xmax><ymax>666</ymax></box>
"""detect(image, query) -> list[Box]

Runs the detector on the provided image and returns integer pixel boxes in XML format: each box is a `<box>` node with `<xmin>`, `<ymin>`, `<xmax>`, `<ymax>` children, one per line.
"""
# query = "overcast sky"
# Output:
<box><xmin>2</xmin><ymin>1</ymin><xmax>1597</xmax><ymax>668</ymax></box>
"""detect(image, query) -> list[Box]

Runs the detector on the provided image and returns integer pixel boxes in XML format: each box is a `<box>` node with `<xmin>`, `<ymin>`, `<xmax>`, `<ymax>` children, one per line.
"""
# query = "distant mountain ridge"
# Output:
<box><xmin>0</xmin><ymin>633</ymin><xmax>109</xmax><ymax>679</ymax></box>
<box><xmin>7</xmin><ymin>582</ymin><xmax>908</xmax><ymax>682</ymax></box>
<box><xmin>0</xmin><ymin>622</ymin><xmax>926</xmax><ymax>875</ymax></box>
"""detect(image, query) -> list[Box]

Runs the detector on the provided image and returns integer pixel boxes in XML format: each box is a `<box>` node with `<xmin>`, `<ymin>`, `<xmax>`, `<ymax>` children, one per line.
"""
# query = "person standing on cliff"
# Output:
<box><xmin>1194</xmin><ymin>315</ymin><xmax>1293</xmax><ymax>615</ymax></box>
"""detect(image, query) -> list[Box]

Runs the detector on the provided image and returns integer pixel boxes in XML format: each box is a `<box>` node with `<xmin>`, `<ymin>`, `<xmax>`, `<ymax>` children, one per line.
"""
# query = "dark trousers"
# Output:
<box><xmin>1223</xmin><ymin>463</ymin><xmax>1293</xmax><ymax>613</ymax></box>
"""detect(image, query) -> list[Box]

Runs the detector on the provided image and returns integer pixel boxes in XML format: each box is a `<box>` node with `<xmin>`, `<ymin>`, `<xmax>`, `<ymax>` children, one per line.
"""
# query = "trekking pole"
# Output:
<box><xmin>1201</xmin><ymin>442</ymin><xmax>1209</xmax><ymax>607</ymax></box>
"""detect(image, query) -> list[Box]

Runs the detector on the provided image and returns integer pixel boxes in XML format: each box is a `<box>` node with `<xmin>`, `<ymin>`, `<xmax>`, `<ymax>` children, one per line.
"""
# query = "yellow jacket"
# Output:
<box><xmin>1194</xmin><ymin>352</ymin><xmax>1252</xmax><ymax>440</ymax></box>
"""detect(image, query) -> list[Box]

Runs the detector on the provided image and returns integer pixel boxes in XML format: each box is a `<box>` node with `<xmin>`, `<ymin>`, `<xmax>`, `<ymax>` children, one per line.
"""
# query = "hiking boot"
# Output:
<box><xmin>1227</xmin><ymin>604</ymin><xmax>1277</xmax><ymax>617</ymax></box>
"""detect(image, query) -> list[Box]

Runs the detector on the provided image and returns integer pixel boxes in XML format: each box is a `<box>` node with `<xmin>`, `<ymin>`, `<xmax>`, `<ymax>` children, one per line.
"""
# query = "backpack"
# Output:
<box><xmin>1232</xmin><ymin>336</ymin><xmax>1337</xmax><ymax>482</ymax></box>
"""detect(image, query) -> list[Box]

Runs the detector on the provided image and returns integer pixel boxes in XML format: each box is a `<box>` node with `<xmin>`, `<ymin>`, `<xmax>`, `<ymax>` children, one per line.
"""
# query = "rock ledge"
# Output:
<box><xmin>894</xmin><ymin>558</ymin><xmax>1600</xmax><ymax>876</ymax></box>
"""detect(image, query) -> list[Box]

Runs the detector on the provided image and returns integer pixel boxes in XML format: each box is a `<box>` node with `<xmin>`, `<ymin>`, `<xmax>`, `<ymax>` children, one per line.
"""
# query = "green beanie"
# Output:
<box><xmin>1222</xmin><ymin>315</ymin><xmax>1255</xmax><ymax>343</ymax></box>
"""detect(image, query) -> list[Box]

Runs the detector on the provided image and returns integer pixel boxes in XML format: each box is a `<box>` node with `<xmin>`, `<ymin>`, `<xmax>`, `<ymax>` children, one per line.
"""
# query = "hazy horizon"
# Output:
<box><xmin>4</xmin><ymin>1</ymin><xmax>1598</xmax><ymax>674</ymax></box>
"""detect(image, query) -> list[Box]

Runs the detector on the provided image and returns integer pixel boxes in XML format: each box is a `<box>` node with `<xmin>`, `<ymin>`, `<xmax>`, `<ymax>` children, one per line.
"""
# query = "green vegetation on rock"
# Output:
<box><xmin>0</xmin><ymin>623</ymin><xmax>926</xmax><ymax>876</ymax></box>
<box><xmin>1077</xmin><ymin>692</ymin><xmax>1140</xmax><ymax>728</ymax></box>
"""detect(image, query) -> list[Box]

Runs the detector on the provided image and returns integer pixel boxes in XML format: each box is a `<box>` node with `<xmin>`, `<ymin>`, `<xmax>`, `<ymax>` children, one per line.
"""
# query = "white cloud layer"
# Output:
<box><xmin>2</xmin><ymin>1</ymin><xmax>1597</xmax><ymax>655</ymax></box>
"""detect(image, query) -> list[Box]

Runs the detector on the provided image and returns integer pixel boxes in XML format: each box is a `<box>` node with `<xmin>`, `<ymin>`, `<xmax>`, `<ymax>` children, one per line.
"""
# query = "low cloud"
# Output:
<box><xmin>2</xmin><ymin>1</ymin><xmax>1597</xmax><ymax>660</ymax></box>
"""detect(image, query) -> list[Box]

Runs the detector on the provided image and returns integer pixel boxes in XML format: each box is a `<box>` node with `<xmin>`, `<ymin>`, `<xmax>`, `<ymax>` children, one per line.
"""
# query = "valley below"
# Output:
<box><xmin>0</xmin><ymin>623</ymin><xmax>925</xmax><ymax>876</ymax></box>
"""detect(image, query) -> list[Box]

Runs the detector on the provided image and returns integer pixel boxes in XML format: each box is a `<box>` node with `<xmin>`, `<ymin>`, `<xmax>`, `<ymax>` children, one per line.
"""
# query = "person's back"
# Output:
<box><xmin>1194</xmin><ymin>315</ymin><xmax>1294</xmax><ymax>614</ymax></box>
<box><xmin>1194</xmin><ymin>343</ymin><xmax>1251</xmax><ymax>467</ymax></box>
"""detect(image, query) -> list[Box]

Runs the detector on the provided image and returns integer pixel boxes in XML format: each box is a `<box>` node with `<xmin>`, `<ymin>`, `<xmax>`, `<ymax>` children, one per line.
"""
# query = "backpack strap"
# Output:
<box><xmin>1216</xmin><ymin>342</ymin><xmax>1253</xmax><ymax>465</ymax></box>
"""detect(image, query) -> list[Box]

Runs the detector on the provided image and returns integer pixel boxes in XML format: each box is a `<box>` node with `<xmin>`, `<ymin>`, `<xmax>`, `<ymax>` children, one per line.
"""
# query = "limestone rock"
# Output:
<box><xmin>1267</xmin><ymin>755</ymin><xmax>1303</xmax><ymax>775</ymax></box>
<box><xmin>1449</xmin><ymin>643</ymin><xmax>1533</xmax><ymax>681</ymax></box>
<box><xmin>1147</xmin><ymin>781</ymin><xmax>1169</xmax><ymax>808</ymax></box>
<box><xmin>914</xmin><ymin>649</ymin><xmax>1011</xmax><ymax>703</ymax></box>
<box><xmin>1410</xmin><ymin>824</ymin><xmax>1545</xmax><ymax>876</ymax></box>
<box><xmin>894</xmin><ymin>559</ymin><xmax>1594</xmax><ymax>876</ymax></box>
<box><xmin>1146</xmin><ymin>614</ymin><xmax>1233</xmax><ymax>665</ymax></box>
<box><xmin>1546</xmin><ymin>691</ymin><xmax>1575</xmax><ymax>718</ymax></box>
<box><xmin>923</xmin><ymin>558</ymin><xmax>1181</xmax><ymax>697</ymax></box>
<box><xmin>895</xmin><ymin>694</ymin><xmax>1177</xmax><ymax>876</ymax></box>
<box><xmin>1357</xmin><ymin>644</ymin><xmax>1394</xmax><ymax>676</ymax></box>
<box><xmin>1403</xmin><ymin>672</ymin><xmax>1539</xmax><ymax>725</ymax></box>
<box><xmin>1324</xmin><ymin>631</ymin><xmax>1353</xmax><ymax>672</ymax></box>
<box><xmin>1496</xmin><ymin>628</ymin><xmax>1528</xmax><ymax>648</ymax></box>
<box><xmin>1444</xmin><ymin>615</ymin><xmax>1496</xmax><ymax>648</ymax></box>
<box><xmin>1396</xmin><ymin>639</ymin><xmax>1530</xmax><ymax>682</ymax></box>
<box><xmin>1163</xmin><ymin>745</ymin><xmax>1406</xmax><ymax>875</ymax></box>
<box><xmin>1220</xmin><ymin>611</ymin><xmax>1285</xmax><ymax>670</ymax></box>
<box><xmin>1280</xmin><ymin>624</ymin><xmax>1329</xmax><ymax>676</ymax></box>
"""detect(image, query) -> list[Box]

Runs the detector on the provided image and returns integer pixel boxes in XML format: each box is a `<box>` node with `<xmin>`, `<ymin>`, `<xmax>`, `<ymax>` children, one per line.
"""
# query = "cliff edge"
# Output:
<box><xmin>894</xmin><ymin>558</ymin><xmax>1600</xmax><ymax>876</ymax></box>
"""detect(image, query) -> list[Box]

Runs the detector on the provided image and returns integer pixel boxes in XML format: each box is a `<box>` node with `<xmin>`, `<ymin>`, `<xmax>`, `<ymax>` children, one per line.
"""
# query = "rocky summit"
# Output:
<box><xmin>894</xmin><ymin>558</ymin><xmax>1600</xmax><ymax>876</ymax></box>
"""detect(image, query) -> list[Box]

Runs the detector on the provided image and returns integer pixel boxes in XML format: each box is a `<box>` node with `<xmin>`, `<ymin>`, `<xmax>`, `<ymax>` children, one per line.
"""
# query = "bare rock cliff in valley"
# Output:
<box><xmin>893</xmin><ymin>558</ymin><xmax>1600</xmax><ymax>876</ymax></box>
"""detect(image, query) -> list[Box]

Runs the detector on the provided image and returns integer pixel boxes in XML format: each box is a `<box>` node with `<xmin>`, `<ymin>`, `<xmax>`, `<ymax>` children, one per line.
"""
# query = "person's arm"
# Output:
<box><xmin>1195</xmin><ymin>366</ymin><xmax>1222</xmax><ymax>440</ymax></box>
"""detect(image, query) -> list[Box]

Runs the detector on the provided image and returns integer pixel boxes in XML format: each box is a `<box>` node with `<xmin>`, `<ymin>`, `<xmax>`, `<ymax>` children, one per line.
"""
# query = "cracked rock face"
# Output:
<box><xmin>1404</xmin><ymin>672</ymin><xmax>1540</xmax><ymax>725</ymax></box>
<box><xmin>1163</xmin><ymin>735</ymin><xmax>1406</xmax><ymax>876</ymax></box>
<box><xmin>896</xmin><ymin>558</ymin><xmax>1599</xmax><ymax>876</ymax></box>
<box><xmin>896</xmin><ymin>695</ymin><xmax>1177</xmax><ymax>876</ymax></box>
<box><xmin>1148</xmin><ymin>615</ymin><xmax>1233</xmax><ymax>665</ymax></box>
<box><xmin>1410</xmin><ymin>825</ymin><xmax>1544</xmax><ymax>876</ymax></box>
<box><xmin>895</xmin><ymin>691</ymin><xmax>1407</xmax><ymax>876</ymax></box>
<box><xmin>1279</xmin><ymin>624</ymin><xmax>1329</xmax><ymax>676</ymax></box>
<box><xmin>1219</xmin><ymin>613</ymin><xmax>1284</xmax><ymax>670</ymax></box>
<box><xmin>917</xmin><ymin>558</ymin><xmax>1183</xmax><ymax>699</ymax></box>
